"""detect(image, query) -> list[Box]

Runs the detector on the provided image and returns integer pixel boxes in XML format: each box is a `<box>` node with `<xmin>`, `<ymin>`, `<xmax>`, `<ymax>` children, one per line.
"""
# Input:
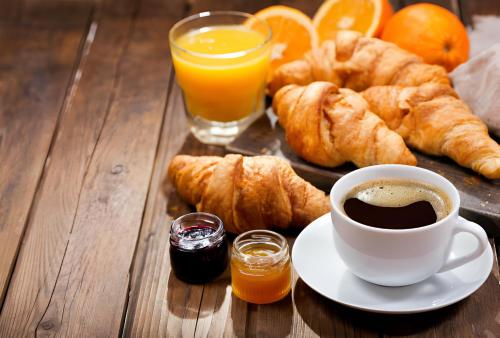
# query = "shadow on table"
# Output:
<box><xmin>166</xmin><ymin>262</ymin><xmax>231</xmax><ymax>321</ymax></box>
<box><xmin>293</xmin><ymin>278</ymin><xmax>465</xmax><ymax>336</ymax></box>
<box><xmin>166</xmin><ymin>270</ymin><xmax>206</xmax><ymax>320</ymax></box>
<box><xmin>231</xmin><ymin>292</ymin><xmax>293</xmax><ymax>338</ymax></box>
<box><xmin>176</xmin><ymin>133</ymin><xmax>226</xmax><ymax>157</ymax></box>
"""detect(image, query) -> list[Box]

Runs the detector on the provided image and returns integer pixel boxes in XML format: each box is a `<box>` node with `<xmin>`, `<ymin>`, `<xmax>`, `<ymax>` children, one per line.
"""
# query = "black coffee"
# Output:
<box><xmin>342</xmin><ymin>179</ymin><xmax>451</xmax><ymax>230</ymax></box>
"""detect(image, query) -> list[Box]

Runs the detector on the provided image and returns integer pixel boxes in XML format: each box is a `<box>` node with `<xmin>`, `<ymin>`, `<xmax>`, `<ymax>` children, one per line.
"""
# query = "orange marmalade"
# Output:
<box><xmin>231</xmin><ymin>230</ymin><xmax>291</xmax><ymax>304</ymax></box>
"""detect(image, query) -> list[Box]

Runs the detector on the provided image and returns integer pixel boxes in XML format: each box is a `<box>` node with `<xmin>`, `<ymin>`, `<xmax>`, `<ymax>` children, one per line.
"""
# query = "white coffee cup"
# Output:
<box><xmin>330</xmin><ymin>164</ymin><xmax>489</xmax><ymax>287</ymax></box>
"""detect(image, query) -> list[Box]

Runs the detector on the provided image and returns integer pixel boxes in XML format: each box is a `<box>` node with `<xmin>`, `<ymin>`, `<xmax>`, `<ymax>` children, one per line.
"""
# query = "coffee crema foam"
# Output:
<box><xmin>345</xmin><ymin>179</ymin><xmax>452</xmax><ymax>221</ymax></box>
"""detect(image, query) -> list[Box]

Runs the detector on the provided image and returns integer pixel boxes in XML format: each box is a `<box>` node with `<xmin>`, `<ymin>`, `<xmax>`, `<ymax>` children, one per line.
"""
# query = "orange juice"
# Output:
<box><xmin>172</xmin><ymin>25</ymin><xmax>270</xmax><ymax>122</ymax></box>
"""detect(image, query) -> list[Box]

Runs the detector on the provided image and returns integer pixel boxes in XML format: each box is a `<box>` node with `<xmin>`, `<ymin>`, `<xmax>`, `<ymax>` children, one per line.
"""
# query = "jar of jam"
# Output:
<box><xmin>231</xmin><ymin>230</ymin><xmax>292</xmax><ymax>304</ymax></box>
<box><xmin>170</xmin><ymin>212</ymin><xmax>228</xmax><ymax>284</ymax></box>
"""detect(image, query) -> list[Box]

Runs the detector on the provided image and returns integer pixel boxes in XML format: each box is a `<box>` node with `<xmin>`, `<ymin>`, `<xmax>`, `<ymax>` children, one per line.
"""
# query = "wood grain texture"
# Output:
<box><xmin>198</xmin><ymin>242</ymin><xmax>499</xmax><ymax>338</ymax></box>
<box><xmin>0</xmin><ymin>5</ymin><xmax>137</xmax><ymax>337</ymax></box>
<box><xmin>123</xmin><ymin>84</ymin><xmax>208</xmax><ymax>337</ymax></box>
<box><xmin>187</xmin><ymin>0</ymin><xmax>281</xmax><ymax>14</ymax></box>
<box><xmin>30</xmin><ymin>1</ymin><xmax>175</xmax><ymax>335</ymax></box>
<box><xmin>0</xmin><ymin>0</ymin><xmax>91</xmax><ymax>25</ymax></box>
<box><xmin>194</xmin><ymin>238</ymin><xmax>380</xmax><ymax>338</ymax></box>
<box><xmin>117</xmin><ymin>4</ymin><xmax>202</xmax><ymax>338</ymax></box>
<box><xmin>0</xmin><ymin>3</ymin><xmax>90</xmax><ymax>307</ymax></box>
<box><xmin>382</xmin><ymin>246</ymin><xmax>499</xmax><ymax>337</ymax></box>
<box><xmin>194</xmin><ymin>240</ymin><xmax>499</xmax><ymax>338</ymax></box>
<box><xmin>0</xmin><ymin>0</ymin><xmax>21</xmax><ymax>21</ymax></box>
<box><xmin>123</xmin><ymin>85</ymin><xmax>229</xmax><ymax>337</ymax></box>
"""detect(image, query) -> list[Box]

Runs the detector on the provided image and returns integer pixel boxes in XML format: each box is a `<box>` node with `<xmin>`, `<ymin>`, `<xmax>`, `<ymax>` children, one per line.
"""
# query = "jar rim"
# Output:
<box><xmin>232</xmin><ymin>230</ymin><xmax>289</xmax><ymax>265</ymax></box>
<box><xmin>170</xmin><ymin>212</ymin><xmax>225</xmax><ymax>243</ymax></box>
<box><xmin>169</xmin><ymin>11</ymin><xmax>272</xmax><ymax>60</ymax></box>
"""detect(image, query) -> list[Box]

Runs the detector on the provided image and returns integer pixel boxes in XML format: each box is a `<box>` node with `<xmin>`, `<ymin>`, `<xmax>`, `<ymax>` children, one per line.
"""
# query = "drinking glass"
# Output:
<box><xmin>170</xmin><ymin>11</ymin><xmax>272</xmax><ymax>145</ymax></box>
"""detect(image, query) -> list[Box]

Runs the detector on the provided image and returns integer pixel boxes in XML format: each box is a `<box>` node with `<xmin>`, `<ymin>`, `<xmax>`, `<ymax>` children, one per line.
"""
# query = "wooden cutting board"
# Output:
<box><xmin>227</xmin><ymin>111</ymin><xmax>500</xmax><ymax>236</ymax></box>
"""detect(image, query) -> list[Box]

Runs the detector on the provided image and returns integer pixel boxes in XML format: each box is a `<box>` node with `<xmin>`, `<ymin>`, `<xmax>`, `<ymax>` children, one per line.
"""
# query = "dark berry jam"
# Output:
<box><xmin>178</xmin><ymin>225</ymin><xmax>215</xmax><ymax>240</ymax></box>
<box><xmin>170</xmin><ymin>213</ymin><xmax>228</xmax><ymax>284</ymax></box>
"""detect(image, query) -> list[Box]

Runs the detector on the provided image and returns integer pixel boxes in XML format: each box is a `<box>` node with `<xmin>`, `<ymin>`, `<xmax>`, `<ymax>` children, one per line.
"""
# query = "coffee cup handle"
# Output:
<box><xmin>438</xmin><ymin>217</ymin><xmax>489</xmax><ymax>273</ymax></box>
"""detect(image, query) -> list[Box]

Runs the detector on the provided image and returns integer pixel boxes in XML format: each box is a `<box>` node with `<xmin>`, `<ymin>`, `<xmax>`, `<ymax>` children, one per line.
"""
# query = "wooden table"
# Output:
<box><xmin>0</xmin><ymin>0</ymin><xmax>499</xmax><ymax>336</ymax></box>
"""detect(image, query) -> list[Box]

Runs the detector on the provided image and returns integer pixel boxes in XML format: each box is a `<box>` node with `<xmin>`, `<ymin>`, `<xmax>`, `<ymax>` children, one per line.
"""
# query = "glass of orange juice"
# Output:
<box><xmin>169</xmin><ymin>11</ymin><xmax>272</xmax><ymax>145</ymax></box>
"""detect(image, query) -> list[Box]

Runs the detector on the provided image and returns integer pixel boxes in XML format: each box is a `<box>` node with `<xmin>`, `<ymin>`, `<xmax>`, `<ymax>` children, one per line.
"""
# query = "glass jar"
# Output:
<box><xmin>231</xmin><ymin>230</ymin><xmax>292</xmax><ymax>304</ymax></box>
<box><xmin>170</xmin><ymin>212</ymin><xmax>228</xmax><ymax>284</ymax></box>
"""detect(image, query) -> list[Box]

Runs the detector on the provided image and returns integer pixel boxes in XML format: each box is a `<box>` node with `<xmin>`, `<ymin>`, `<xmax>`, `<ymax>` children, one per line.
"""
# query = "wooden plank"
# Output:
<box><xmin>195</xmin><ymin>238</ymin><xmax>379</xmax><ymax>338</ymax></box>
<box><xmin>0</xmin><ymin>0</ymin><xmax>92</xmax><ymax>26</ymax></box>
<box><xmin>123</xmin><ymin>84</ymin><xmax>217</xmax><ymax>337</ymax></box>
<box><xmin>292</xmin><ymin>272</ymin><xmax>381</xmax><ymax>338</ymax></box>
<box><xmin>31</xmin><ymin>2</ymin><xmax>178</xmax><ymax>336</ymax></box>
<box><xmin>0</xmin><ymin>4</ymin><xmax>90</xmax><ymax>308</ymax></box>
<box><xmin>195</xmin><ymin>240</ymin><xmax>499</xmax><ymax>338</ymax></box>
<box><xmin>193</xmin><ymin>266</ymin><xmax>248</xmax><ymax>338</ymax></box>
<box><xmin>0</xmin><ymin>0</ymin><xmax>22</xmax><ymax>21</ymax></box>
<box><xmin>382</xmin><ymin>243</ymin><xmax>499</xmax><ymax>337</ymax></box>
<box><xmin>186</xmin><ymin>0</ymin><xmax>277</xmax><ymax>14</ymax></box>
<box><xmin>0</xmin><ymin>9</ymin><xmax>138</xmax><ymax>338</ymax></box>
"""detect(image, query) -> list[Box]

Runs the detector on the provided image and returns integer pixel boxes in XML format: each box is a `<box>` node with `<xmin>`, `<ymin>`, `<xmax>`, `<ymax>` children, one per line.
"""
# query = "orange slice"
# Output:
<box><xmin>313</xmin><ymin>0</ymin><xmax>393</xmax><ymax>41</ymax></box>
<box><xmin>253</xmin><ymin>5</ymin><xmax>319</xmax><ymax>73</ymax></box>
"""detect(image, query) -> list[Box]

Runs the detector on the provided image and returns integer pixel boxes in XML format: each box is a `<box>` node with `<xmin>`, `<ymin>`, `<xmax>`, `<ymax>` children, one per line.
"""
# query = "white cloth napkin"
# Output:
<box><xmin>450</xmin><ymin>43</ymin><xmax>500</xmax><ymax>137</ymax></box>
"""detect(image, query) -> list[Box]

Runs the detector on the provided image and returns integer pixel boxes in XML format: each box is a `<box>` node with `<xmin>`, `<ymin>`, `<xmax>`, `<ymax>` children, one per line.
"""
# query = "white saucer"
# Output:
<box><xmin>292</xmin><ymin>214</ymin><xmax>493</xmax><ymax>314</ymax></box>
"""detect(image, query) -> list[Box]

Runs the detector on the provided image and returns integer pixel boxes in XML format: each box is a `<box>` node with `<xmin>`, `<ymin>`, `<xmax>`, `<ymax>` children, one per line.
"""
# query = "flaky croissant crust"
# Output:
<box><xmin>273</xmin><ymin>81</ymin><xmax>417</xmax><ymax>168</ymax></box>
<box><xmin>361</xmin><ymin>83</ymin><xmax>500</xmax><ymax>179</ymax></box>
<box><xmin>269</xmin><ymin>30</ymin><xmax>450</xmax><ymax>95</ymax></box>
<box><xmin>167</xmin><ymin>154</ymin><xmax>331</xmax><ymax>234</ymax></box>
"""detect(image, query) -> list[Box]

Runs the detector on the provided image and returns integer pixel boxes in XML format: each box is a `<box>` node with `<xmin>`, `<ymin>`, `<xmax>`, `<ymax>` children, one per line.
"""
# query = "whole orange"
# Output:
<box><xmin>381</xmin><ymin>3</ymin><xmax>469</xmax><ymax>71</ymax></box>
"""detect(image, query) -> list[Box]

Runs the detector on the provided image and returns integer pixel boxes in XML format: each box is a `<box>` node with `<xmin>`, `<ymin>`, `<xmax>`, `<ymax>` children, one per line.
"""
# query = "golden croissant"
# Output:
<box><xmin>272</xmin><ymin>81</ymin><xmax>417</xmax><ymax>168</ymax></box>
<box><xmin>362</xmin><ymin>83</ymin><xmax>500</xmax><ymax>179</ymax></box>
<box><xmin>167</xmin><ymin>154</ymin><xmax>330</xmax><ymax>233</ymax></box>
<box><xmin>268</xmin><ymin>30</ymin><xmax>450</xmax><ymax>95</ymax></box>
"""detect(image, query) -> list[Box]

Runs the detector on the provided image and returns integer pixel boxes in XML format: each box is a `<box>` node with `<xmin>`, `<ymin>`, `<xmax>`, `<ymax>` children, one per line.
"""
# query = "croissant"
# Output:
<box><xmin>272</xmin><ymin>81</ymin><xmax>417</xmax><ymax>168</ymax></box>
<box><xmin>268</xmin><ymin>30</ymin><xmax>450</xmax><ymax>95</ymax></box>
<box><xmin>167</xmin><ymin>154</ymin><xmax>330</xmax><ymax>233</ymax></box>
<box><xmin>362</xmin><ymin>83</ymin><xmax>500</xmax><ymax>179</ymax></box>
